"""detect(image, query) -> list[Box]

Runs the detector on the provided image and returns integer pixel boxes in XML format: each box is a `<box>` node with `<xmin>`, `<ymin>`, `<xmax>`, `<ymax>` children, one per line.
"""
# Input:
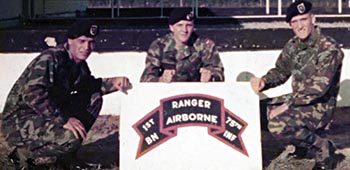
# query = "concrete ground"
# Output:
<box><xmin>1</xmin><ymin>107</ymin><xmax>350</xmax><ymax>169</ymax></box>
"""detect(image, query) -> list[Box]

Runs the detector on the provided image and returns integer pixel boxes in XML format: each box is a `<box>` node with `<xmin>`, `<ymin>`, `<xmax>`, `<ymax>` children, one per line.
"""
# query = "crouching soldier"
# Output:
<box><xmin>0</xmin><ymin>20</ymin><xmax>132</xmax><ymax>169</ymax></box>
<box><xmin>249</xmin><ymin>1</ymin><xmax>344</xmax><ymax>169</ymax></box>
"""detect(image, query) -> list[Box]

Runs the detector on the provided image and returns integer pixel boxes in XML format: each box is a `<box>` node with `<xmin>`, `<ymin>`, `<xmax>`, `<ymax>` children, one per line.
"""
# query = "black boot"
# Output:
<box><xmin>8</xmin><ymin>148</ymin><xmax>58</xmax><ymax>170</ymax></box>
<box><xmin>288</xmin><ymin>145</ymin><xmax>315</xmax><ymax>159</ymax></box>
<box><xmin>0</xmin><ymin>150</ymin><xmax>19</xmax><ymax>170</ymax></box>
<box><xmin>5</xmin><ymin>148</ymin><xmax>36</xmax><ymax>170</ymax></box>
<box><xmin>312</xmin><ymin>140</ymin><xmax>343</xmax><ymax>170</ymax></box>
<box><xmin>56</xmin><ymin>152</ymin><xmax>95</xmax><ymax>170</ymax></box>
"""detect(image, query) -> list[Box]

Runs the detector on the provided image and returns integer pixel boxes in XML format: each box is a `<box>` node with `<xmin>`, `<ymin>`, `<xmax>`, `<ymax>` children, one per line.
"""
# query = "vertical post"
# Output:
<box><xmin>31</xmin><ymin>0</ymin><xmax>34</xmax><ymax>18</ymax></box>
<box><xmin>42</xmin><ymin>0</ymin><xmax>45</xmax><ymax>16</ymax></box>
<box><xmin>22</xmin><ymin>0</ymin><xmax>29</xmax><ymax>18</ymax></box>
<box><xmin>161</xmin><ymin>0</ymin><xmax>163</xmax><ymax>17</ymax></box>
<box><xmin>111</xmin><ymin>0</ymin><xmax>114</xmax><ymax>18</ymax></box>
<box><xmin>339</xmin><ymin>0</ymin><xmax>342</xmax><ymax>14</ymax></box>
<box><xmin>278</xmin><ymin>0</ymin><xmax>282</xmax><ymax>16</ymax></box>
<box><xmin>195</xmin><ymin>0</ymin><xmax>198</xmax><ymax>17</ymax></box>
<box><xmin>117</xmin><ymin>0</ymin><xmax>120</xmax><ymax>17</ymax></box>
<box><xmin>266</xmin><ymin>0</ymin><xmax>270</xmax><ymax>14</ymax></box>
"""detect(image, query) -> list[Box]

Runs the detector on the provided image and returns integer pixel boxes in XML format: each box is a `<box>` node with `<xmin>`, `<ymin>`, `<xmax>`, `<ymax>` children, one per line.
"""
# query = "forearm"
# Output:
<box><xmin>101</xmin><ymin>77</ymin><xmax>119</xmax><ymax>95</ymax></box>
<box><xmin>140</xmin><ymin>55</ymin><xmax>162</xmax><ymax>82</ymax></box>
<box><xmin>140</xmin><ymin>68</ymin><xmax>161</xmax><ymax>82</ymax></box>
<box><xmin>201</xmin><ymin>46</ymin><xmax>225</xmax><ymax>81</ymax></box>
<box><xmin>262</xmin><ymin>69</ymin><xmax>290</xmax><ymax>90</ymax></box>
<box><xmin>262</xmin><ymin>51</ymin><xmax>292</xmax><ymax>90</ymax></box>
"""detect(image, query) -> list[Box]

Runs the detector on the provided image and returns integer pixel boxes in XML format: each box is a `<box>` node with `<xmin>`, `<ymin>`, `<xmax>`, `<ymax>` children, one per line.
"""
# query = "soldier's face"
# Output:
<box><xmin>169</xmin><ymin>20</ymin><xmax>194</xmax><ymax>47</ymax></box>
<box><xmin>289</xmin><ymin>13</ymin><xmax>315</xmax><ymax>40</ymax></box>
<box><xmin>68</xmin><ymin>36</ymin><xmax>95</xmax><ymax>63</ymax></box>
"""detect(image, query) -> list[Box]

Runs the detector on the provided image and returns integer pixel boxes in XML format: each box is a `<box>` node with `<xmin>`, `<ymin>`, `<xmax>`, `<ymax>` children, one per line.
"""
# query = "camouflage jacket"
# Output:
<box><xmin>262</xmin><ymin>27</ymin><xmax>344</xmax><ymax>109</ymax></box>
<box><xmin>140</xmin><ymin>32</ymin><xmax>225</xmax><ymax>82</ymax></box>
<box><xmin>1</xmin><ymin>44</ymin><xmax>118</xmax><ymax>126</ymax></box>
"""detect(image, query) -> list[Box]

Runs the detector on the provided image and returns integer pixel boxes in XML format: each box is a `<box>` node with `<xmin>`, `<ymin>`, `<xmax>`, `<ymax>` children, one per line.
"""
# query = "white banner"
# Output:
<box><xmin>1</xmin><ymin>50</ymin><xmax>349</xmax><ymax>114</ymax></box>
<box><xmin>120</xmin><ymin>82</ymin><xmax>262</xmax><ymax>170</ymax></box>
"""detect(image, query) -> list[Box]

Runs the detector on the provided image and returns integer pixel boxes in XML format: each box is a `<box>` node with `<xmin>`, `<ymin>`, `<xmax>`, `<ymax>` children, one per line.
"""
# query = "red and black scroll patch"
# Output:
<box><xmin>133</xmin><ymin>94</ymin><xmax>248</xmax><ymax>159</ymax></box>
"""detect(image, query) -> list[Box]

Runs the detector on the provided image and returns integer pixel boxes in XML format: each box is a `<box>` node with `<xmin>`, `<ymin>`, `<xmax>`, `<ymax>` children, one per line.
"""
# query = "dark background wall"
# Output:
<box><xmin>1</xmin><ymin>4</ymin><xmax>350</xmax><ymax>53</ymax></box>
<box><xmin>0</xmin><ymin>18</ymin><xmax>349</xmax><ymax>53</ymax></box>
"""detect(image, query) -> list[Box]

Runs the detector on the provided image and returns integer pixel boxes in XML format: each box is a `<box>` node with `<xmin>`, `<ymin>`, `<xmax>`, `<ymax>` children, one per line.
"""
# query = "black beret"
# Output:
<box><xmin>168</xmin><ymin>8</ymin><xmax>195</xmax><ymax>25</ymax></box>
<box><xmin>286</xmin><ymin>0</ymin><xmax>312</xmax><ymax>23</ymax></box>
<box><xmin>66</xmin><ymin>20</ymin><xmax>99</xmax><ymax>39</ymax></box>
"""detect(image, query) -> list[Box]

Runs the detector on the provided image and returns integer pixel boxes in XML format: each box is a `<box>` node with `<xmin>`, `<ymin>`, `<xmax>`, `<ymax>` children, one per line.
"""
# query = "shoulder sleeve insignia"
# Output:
<box><xmin>323</xmin><ymin>41</ymin><xmax>332</xmax><ymax>49</ymax></box>
<box><xmin>205</xmin><ymin>39</ymin><xmax>213</xmax><ymax>48</ymax></box>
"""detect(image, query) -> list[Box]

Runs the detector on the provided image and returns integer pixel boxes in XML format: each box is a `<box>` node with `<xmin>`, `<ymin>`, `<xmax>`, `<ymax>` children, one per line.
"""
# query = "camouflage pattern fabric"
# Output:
<box><xmin>261</xmin><ymin>27</ymin><xmax>344</xmax><ymax>146</ymax></box>
<box><xmin>1</xmin><ymin>112</ymin><xmax>81</xmax><ymax>158</ymax></box>
<box><xmin>0</xmin><ymin>43</ymin><xmax>117</xmax><ymax>163</ymax></box>
<box><xmin>140</xmin><ymin>32</ymin><xmax>225</xmax><ymax>82</ymax></box>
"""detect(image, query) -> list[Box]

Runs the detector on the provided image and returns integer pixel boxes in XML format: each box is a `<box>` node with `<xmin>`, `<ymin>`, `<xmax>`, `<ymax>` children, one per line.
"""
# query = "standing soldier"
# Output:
<box><xmin>249</xmin><ymin>0</ymin><xmax>344</xmax><ymax>169</ymax></box>
<box><xmin>0</xmin><ymin>20</ymin><xmax>132</xmax><ymax>169</ymax></box>
<box><xmin>140</xmin><ymin>8</ymin><xmax>225</xmax><ymax>82</ymax></box>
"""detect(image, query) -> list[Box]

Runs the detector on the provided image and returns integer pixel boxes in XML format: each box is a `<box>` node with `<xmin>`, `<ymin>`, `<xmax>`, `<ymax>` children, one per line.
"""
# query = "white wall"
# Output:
<box><xmin>0</xmin><ymin>50</ymin><xmax>349</xmax><ymax>115</ymax></box>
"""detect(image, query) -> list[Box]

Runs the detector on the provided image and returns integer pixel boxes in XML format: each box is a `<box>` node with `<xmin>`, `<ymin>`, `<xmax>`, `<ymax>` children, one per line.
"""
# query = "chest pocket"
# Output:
<box><xmin>178</xmin><ymin>52</ymin><xmax>201</xmax><ymax>71</ymax></box>
<box><xmin>292</xmin><ymin>48</ymin><xmax>318</xmax><ymax>81</ymax></box>
<box><xmin>161</xmin><ymin>51</ymin><xmax>177</xmax><ymax>69</ymax></box>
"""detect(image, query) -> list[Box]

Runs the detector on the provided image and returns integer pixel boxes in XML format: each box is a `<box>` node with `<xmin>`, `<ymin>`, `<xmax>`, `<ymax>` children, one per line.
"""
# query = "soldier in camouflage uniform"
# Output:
<box><xmin>249</xmin><ymin>1</ymin><xmax>343</xmax><ymax>169</ymax></box>
<box><xmin>0</xmin><ymin>20</ymin><xmax>132</xmax><ymax>169</ymax></box>
<box><xmin>140</xmin><ymin>8</ymin><xmax>224</xmax><ymax>82</ymax></box>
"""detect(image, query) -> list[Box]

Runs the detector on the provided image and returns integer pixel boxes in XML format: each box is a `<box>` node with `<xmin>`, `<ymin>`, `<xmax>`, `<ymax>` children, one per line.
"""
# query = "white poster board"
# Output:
<box><xmin>120</xmin><ymin>82</ymin><xmax>262</xmax><ymax>170</ymax></box>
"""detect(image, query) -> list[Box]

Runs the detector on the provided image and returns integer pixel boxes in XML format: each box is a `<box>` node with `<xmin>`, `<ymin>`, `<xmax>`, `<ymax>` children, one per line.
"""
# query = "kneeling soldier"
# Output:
<box><xmin>0</xmin><ymin>20</ymin><xmax>132</xmax><ymax>169</ymax></box>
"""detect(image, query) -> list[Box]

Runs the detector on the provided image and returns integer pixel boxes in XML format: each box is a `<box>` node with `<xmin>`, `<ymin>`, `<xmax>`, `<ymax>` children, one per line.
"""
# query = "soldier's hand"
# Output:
<box><xmin>159</xmin><ymin>69</ymin><xmax>175</xmax><ymax>83</ymax></box>
<box><xmin>200</xmin><ymin>68</ymin><xmax>212</xmax><ymax>82</ymax></box>
<box><xmin>113</xmin><ymin>77</ymin><xmax>132</xmax><ymax>94</ymax></box>
<box><xmin>250</xmin><ymin>77</ymin><xmax>265</xmax><ymax>94</ymax></box>
<box><xmin>63</xmin><ymin>117</ymin><xmax>87</xmax><ymax>139</ymax></box>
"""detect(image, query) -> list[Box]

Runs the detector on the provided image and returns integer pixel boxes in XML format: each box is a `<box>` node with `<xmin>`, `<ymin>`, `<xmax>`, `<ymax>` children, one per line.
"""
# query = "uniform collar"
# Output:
<box><xmin>297</xmin><ymin>26</ymin><xmax>320</xmax><ymax>50</ymax></box>
<box><xmin>165</xmin><ymin>33</ymin><xmax>197</xmax><ymax>59</ymax></box>
<box><xmin>64</xmin><ymin>43</ymin><xmax>83</xmax><ymax>67</ymax></box>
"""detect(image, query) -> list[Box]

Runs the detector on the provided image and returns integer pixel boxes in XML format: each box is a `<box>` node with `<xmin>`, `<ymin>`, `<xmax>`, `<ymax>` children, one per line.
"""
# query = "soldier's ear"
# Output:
<box><xmin>67</xmin><ymin>39</ymin><xmax>73</xmax><ymax>46</ymax></box>
<box><xmin>311</xmin><ymin>14</ymin><xmax>316</xmax><ymax>25</ymax></box>
<box><xmin>169</xmin><ymin>25</ymin><xmax>174</xmax><ymax>32</ymax></box>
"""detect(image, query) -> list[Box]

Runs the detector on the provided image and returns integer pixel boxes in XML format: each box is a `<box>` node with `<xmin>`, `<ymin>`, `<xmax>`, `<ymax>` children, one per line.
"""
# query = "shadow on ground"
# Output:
<box><xmin>78</xmin><ymin>132</ymin><xmax>119</xmax><ymax>168</ymax></box>
<box><xmin>78</xmin><ymin>115</ymin><xmax>120</xmax><ymax>169</ymax></box>
<box><xmin>0</xmin><ymin>115</ymin><xmax>120</xmax><ymax>170</ymax></box>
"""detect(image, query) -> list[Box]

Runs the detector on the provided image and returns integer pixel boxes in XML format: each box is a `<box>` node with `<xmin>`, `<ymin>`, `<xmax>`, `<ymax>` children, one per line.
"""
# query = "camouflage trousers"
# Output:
<box><xmin>263</xmin><ymin>98</ymin><xmax>334</xmax><ymax>147</ymax></box>
<box><xmin>0</xmin><ymin>92</ymin><xmax>103</xmax><ymax>164</ymax></box>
